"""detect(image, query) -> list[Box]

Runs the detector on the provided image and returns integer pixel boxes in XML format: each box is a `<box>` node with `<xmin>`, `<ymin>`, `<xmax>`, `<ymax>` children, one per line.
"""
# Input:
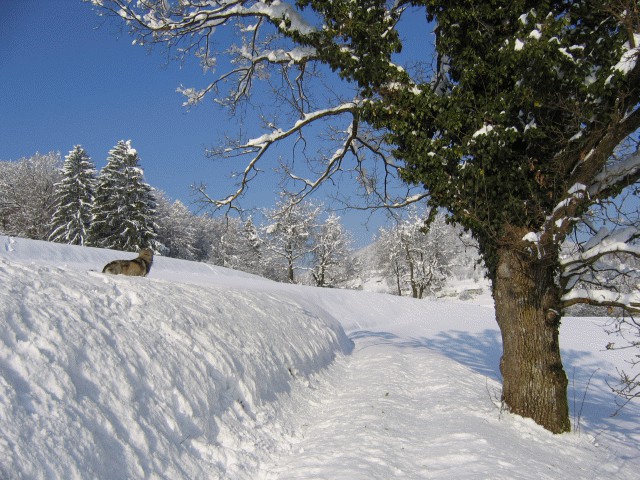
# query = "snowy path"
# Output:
<box><xmin>260</xmin><ymin>335</ymin><xmax>500</xmax><ymax>479</ymax></box>
<box><xmin>260</xmin><ymin>333</ymin><xmax>632</xmax><ymax>480</ymax></box>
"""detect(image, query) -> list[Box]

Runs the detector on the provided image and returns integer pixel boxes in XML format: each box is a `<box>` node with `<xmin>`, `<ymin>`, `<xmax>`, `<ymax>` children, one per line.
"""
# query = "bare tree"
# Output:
<box><xmin>90</xmin><ymin>0</ymin><xmax>424</xmax><ymax>213</ymax></box>
<box><xmin>375</xmin><ymin>207</ymin><xmax>461</xmax><ymax>298</ymax></box>
<box><xmin>311</xmin><ymin>213</ymin><xmax>353</xmax><ymax>287</ymax></box>
<box><xmin>562</xmin><ymin>184</ymin><xmax>640</xmax><ymax>403</ymax></box>
<box><xmin>0</xmin><ymin>152</ymin><xmax>61</xmax><ymax>240</ymax></box>
<box><xmin>375</xmin><ymin>224</ymin><xmax>405</xmax><ymax>296</ymax></box>
<box><xmin>261</xmin><ymin>193</ymin><xmax>320</xmax><ymax>283</ymax></box>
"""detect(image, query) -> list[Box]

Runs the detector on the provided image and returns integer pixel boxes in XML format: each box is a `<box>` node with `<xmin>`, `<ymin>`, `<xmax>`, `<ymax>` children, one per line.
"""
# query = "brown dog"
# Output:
<box><xmin>102</xmin><ymin>248</ymin><xmax>154</xmax><ymax>277</ymax></box>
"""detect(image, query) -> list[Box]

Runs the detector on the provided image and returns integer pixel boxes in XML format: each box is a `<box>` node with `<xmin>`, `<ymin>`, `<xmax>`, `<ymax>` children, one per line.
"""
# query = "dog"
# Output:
<box><xmin>102</xmin><ymin>248</ymin><xmax>154</xmax><ymax>277</ymax></box>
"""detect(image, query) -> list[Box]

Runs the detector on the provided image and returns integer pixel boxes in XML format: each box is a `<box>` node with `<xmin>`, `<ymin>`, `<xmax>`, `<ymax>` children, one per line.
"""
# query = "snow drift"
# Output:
<box><xmin>0</xmin><ymin>236</ymin><xmax>351</xmax><ymax>479</ymax></box>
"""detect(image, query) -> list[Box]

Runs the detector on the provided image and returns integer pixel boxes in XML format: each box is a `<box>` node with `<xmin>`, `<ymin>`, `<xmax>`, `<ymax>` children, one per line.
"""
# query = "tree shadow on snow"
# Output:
<box><xmin>562</xmin><ymin>348</ymin><xmax>640</xmax><ymax>447</ymax></box>
<box><xmin>350</xmin><ymin>329</ymin><xmax>639</xmax><ymax>445</ymax></box>
<box><xmin>417</xmin><ymin>329</ymin><xmax>504</xmax><ymax>382</ymax></box>
<box><xmin>350</xmin><ymin>329</ymin><xmax>503</xmax><ymax>382</ymax></box>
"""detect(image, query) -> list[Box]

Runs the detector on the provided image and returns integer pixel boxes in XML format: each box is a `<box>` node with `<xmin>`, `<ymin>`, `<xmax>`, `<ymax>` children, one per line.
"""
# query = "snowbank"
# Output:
<box><xmin>0</xmin><ymin>236</ymin><xmax>351</xmax><ymax>479</ymax></box>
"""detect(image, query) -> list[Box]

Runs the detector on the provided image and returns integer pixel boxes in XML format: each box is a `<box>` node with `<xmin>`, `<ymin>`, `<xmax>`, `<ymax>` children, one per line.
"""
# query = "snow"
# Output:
<box><xmin>471</xmin><ymin>124</ymin><xmax>494</xmax><ymax>138</ymax></box>
<box><xmin>242</xmin><ymin>102</ymin><xmax>358</xmax><ymax>149</ymax></box>
<box><xmin>613</xmin><ymin>34</ymin><xmax>640</xmax><ymax>75</ymax></box>
<box><xmin>247</xmin><ymin>1</ymin><xmax>316</xmax><ymax>36</ymax></box>
<box><xmin>569</xmin><ymin>130</ymin><xmax>583</xmax><ymax>142</ymax></box>
<box><xmin>242</xmin><ymin>46</ymin><xmax>316</xmax><ymax>65</ymax></box>
<box><xmin>522</xmin><ymin>231</ymin><xmax>541</xmax><ymax>244</ymax></box>
<box><xmin>524</xmin><ymin>116</ymin><xmax>537</xmax><ymax>131</ymax></box>
<box><xmin>558</xmin><ymin>48</ymin><xmax>575</xmax><ymax>61</ymax></box>
<box><xmin>246</xmin><ymin>130</ymin><xmax>284</xmax><ymax>148</ymax></box>
<box><xmin>561</xmin><ymin>288</ymin><xmax>638</xmax><ymax>308</ymax></box>
<box><xmin>589</xmin><ymin>150</ymin><xmax>640</xmax><ymax>197</ymax></box>
<box><xmin>1</xmin><ymin>235</ymin><xmax>639</xmax><ymax>479</ymax></box>
<box><xmin>549</xmin><ymin>182</ymin><xmax>586</xmax><ymax>217</ymax></box>
<box><xmin>561</xmin><ymin>226</ymin><xmax>640</xmax><ymax>273</ymax></box>
<box><xmin>567</xmin><ymin>183</ymin><xmax>587</xmax><ymax>195</ymax></box>
<box><xmin>124</xmin><ymin>139</ymin><xmax>137</xmax><ymax>157</ymax></box>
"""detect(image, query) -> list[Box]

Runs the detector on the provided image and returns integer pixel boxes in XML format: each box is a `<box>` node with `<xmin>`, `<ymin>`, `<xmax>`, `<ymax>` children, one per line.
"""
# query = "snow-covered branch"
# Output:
<box><xmin>92</xmin><ymin>0</ymin><xmax>317</xmax><ymax>39</ymax></box>
<box><xmin>588</xmin><ymin>150</ymin><xmax>640</xmax><ymax>199</ymax></box>
<box><xmin>91</xmin><ymin>0</ymin><xmax>427</xmax><ymax>211</ymax></box>
<box><xmin>521</xmin><ymin>154</ymin><xmax>640</xmax><ymax>317</ymax></box>
<box><xmin>562</xmin><ymin>288</ymin><xmax>640</xmax><ymax>314</ymax></box>
<box><xmin>203</xmin><ymin>102</ymin><xmax>359</xmax><ymax>207</ymax></box>
<box><xmin>558</xmin><ymin>192</ymin><xmax>640</xmax><ymax>316</ymax></box>
<box><xmin>92</xmin><ymin>1</ymin><xmax>321</xmax><ymax>109</ymax></box>
<box><xmin>524</xmin><ymin>147</ymin><xmax>640</xmax><ymax>259</ymax></box>
<box><xmin>561</xmin><ymin>226</ymin><xmax>640</xmax><ymax>272</ymax></box>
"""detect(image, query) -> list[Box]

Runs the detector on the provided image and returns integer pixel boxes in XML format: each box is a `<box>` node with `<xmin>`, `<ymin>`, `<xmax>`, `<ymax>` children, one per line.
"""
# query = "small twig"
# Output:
<box><xmin>574</xmin><ymin>368</ymin><xmax>600</xmax><ymax>435</ymax></box>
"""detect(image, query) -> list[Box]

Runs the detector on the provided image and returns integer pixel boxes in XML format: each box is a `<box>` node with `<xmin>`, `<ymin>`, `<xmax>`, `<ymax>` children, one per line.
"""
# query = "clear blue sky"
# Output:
<box><xmin>0</xmin><ymin>0</ymin><xmax>432</xmax><ymax>246</ymax></box>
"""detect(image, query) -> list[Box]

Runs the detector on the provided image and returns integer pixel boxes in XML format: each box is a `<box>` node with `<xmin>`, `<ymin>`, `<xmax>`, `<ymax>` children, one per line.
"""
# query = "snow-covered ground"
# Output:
<box><xmin>1</xmin><ymin>235</ymin><xmax>638</xmax><ymax>479</ymax></box>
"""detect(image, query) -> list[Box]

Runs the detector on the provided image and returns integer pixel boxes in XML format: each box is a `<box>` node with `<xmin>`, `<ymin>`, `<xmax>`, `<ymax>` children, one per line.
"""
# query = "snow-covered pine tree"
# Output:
<box><xmin>188</xmin><ymin>214</ymin><xmax>221</xmax><ymax>262</ymax></box>
<box><xmin>89</xmin><ymin>140</ymin><xmax>158</xmax><ymax>252</ymax></box>
<box><xmin>49</xmin><ymin>146</ymin><xmax>96</xmax><ymax>246</ymax></box>
<box><xmin>235</xmin><ymin>217</ymin><xmax>264</xmax><ymax>276</ymax></box>
<box><xmin>216</xmin><ymin>217</ymin><xmax>246</xmax><ymax>269</ymax></box>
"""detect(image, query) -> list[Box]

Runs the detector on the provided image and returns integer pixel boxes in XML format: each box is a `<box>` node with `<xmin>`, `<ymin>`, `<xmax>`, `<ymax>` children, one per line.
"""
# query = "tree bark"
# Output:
<box><xmin>286</xmin><ymin>242</ymin><xmax>295</xmax><ymax>283</ymax></box>
<box><xmin>493</xmin><ymin>247</ymin><xmax>571</xmax><ymax>434</ymax></box>
<box><xmin>392</xmin><ymin>261</ymin><xmax>402</xmax><ymax>296</ymax></box>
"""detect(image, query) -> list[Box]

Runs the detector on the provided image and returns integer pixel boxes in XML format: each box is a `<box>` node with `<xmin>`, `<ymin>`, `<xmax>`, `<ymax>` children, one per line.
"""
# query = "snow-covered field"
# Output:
<box><xmin>1</xmin><ymin>235</ymin><xmax>638</xmax><ymax>479</ymax></box>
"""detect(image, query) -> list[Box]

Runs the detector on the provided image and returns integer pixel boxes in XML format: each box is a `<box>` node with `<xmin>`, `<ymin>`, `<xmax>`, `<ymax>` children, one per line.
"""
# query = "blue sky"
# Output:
<box><xmin>0</xmin><ymin>0</ymin><xmax>432</xmax><ymax>246</ymax></box>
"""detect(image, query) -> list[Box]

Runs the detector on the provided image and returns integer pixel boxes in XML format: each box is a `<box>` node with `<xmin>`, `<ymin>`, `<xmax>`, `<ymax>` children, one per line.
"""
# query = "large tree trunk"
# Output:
<box><xmin>493</xmin><ymin>247</ymin><xmax>570</xmax><ymax>434</ymax></box>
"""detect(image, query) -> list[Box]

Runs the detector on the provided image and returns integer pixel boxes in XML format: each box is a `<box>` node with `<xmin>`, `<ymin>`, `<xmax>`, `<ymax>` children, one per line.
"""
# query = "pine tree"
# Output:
<box><xmin>89</xmin><ymin>140</ymin><xmax>158</xmax><ymax>252</ymax></box>
<box><xmin>49</xmin><ymin>146</ymin><xmax>96</xmax><ymax>246</ymax></box>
